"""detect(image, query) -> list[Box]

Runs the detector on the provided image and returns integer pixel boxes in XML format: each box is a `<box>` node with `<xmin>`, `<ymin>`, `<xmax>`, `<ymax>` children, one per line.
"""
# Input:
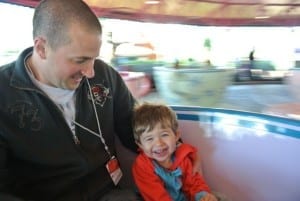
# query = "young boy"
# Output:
<box><xmin>132</xmin><ymin>102</ymin><xmax>218</xmax><ymax>201</ymax></box>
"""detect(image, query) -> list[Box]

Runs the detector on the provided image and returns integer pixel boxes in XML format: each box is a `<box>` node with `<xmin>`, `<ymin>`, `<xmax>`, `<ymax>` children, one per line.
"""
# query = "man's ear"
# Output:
<box><xmin>34</xmin><ymin>37</ymin><xmax>47</xmax><ymax>59</ymax></box>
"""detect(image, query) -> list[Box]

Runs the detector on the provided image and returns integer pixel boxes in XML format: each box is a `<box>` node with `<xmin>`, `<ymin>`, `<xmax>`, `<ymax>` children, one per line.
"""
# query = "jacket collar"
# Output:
<box><xmin>10</xmin><ymin>47</ymin><xmax>38</xmax><ymax>90</ymax></box>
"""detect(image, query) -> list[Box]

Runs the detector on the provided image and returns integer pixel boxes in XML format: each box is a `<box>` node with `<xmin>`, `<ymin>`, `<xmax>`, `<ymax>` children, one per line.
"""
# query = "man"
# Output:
<box><xmin>0</xmin><ymin>0</ymin><xmax>139</xmax><ymax>200</ymax></box>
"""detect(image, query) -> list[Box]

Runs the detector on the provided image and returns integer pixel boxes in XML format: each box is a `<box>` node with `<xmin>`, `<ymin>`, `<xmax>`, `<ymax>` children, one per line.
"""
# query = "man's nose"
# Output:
<box><xmin>81</xmin><ymin>61</ymin><xmax>95</xmax><ymax>78</ymax></box>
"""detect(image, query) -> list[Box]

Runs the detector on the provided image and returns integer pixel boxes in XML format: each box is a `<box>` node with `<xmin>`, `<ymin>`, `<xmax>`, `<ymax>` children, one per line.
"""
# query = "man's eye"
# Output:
<box><xmin>75</xmin><ymin>60</ymin><xmax>86</xmax><ymax>64</ymax></box>
<box><xmin>74</xmin><ymin>58</ymin><xmax>90</xmax><ymax>64</ymax></box>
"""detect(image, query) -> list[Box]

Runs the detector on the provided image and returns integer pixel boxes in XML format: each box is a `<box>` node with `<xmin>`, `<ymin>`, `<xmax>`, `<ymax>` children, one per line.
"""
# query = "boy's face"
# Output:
<box><xmin>137</xmin><ymin>123</ymin><xmax>180</xmax><ymax>167</ymax></box>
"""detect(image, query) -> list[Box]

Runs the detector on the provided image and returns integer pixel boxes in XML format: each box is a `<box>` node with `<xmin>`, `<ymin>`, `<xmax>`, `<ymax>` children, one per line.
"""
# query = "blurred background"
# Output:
<box><xmin>1</xmin><ymin>2</ymin><xmax>299</xmax><ymax>118</ymax></box>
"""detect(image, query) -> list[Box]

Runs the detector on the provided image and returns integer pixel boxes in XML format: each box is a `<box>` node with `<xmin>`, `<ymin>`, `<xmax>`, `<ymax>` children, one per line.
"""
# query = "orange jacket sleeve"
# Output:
<box><xmin>132</xmin><ymin>153</ymin><xmax>173</xmax><ymax>201</ymax></box>
<box><xmin>175</xmin><ymin>144</ymin><xmax>211</xmax><ymax>201</ymax></box>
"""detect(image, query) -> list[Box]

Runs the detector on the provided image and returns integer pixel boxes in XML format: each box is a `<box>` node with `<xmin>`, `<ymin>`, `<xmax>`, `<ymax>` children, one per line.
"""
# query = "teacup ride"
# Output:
<box><xmin>111</xmin><ymin>43</ymin><xmax>168</xmax><ymax>87</ymax></box>
<box><xmin>115</xmin><ymin>59</ymin><xmax>167</xmax><ymax>88</ymax></box>
<box><xmin>153</xmin><ymin>64</ymin><xmax>235</xmax><ymax>107</ymax></box>
<box><xmin>286</xmin><ymin>67</ymin><xmax>300</xmax><ymax>101</ymax></box>
<box><xmin>264</xmin><ymin>67</ymin><xmax>300</xmax><ymax>120</ymax></box>
<box><xmin>118</xmin><ymin>71</ymin><xmax>152</xmax><ymax>99</ymax></box>
<box><xmin>116</xmin><ymin>106</ymin><xmax>300</xmax><ymax>201</ymax></box>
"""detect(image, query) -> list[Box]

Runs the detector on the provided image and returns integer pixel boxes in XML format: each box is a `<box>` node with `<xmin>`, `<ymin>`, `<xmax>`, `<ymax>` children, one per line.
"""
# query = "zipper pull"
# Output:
<box><xmin>73</xmin><ymin>134</ymin><xmax>80</xmax><ymax>145</ymax></box>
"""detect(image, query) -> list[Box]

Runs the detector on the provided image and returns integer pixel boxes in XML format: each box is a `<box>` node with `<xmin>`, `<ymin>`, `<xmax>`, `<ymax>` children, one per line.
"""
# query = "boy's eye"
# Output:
<box><xmin>145</xmin><ymin>138</ymin><xmax>153</xmax><ymax>142</ymax></box>
<box><xmin>161</xmin><ymin>132</ymin><xmax>170</xmax><ymax>137</ymax></box>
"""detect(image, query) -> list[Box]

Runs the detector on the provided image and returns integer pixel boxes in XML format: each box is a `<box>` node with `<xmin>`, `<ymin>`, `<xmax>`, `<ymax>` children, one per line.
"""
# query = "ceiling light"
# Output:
<box><xmin>255</xmin><ymin>16</ymin><xmax>270</xmax><ymax>19</ymax></box>
<box><xmin>145</xmin><ymin>0</ymin><xmax>160</xmax><ymax>4</ymax></box>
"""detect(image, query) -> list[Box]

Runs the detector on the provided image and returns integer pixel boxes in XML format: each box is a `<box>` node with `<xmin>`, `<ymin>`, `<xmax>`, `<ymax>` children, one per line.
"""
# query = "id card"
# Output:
<box><xmin>106</xmin><ymin>156</ymin><xmax>123</xmax><ymax>185</ymax></box>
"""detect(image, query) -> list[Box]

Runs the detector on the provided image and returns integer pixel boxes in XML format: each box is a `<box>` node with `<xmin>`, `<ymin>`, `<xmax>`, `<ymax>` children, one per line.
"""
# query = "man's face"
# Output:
<box><xmin>43</xmin><ymin>24</ymin><xmax>102</xmax><ymax>90</ymax></box>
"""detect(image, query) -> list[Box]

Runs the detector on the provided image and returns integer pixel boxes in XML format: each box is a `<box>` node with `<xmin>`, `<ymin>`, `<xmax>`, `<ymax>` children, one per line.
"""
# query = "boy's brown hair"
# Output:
<box><xmin>132</xmin><ymin>102</ymin><xmax>178</xmax><ymax>142</ymax></box>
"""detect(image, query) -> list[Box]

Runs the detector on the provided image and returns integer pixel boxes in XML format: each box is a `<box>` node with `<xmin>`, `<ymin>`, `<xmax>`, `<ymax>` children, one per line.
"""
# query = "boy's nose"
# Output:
<box><xmin>154</xmin><ymin>138</ymin><xmax>164</xmax><ymax>145</ymax></box>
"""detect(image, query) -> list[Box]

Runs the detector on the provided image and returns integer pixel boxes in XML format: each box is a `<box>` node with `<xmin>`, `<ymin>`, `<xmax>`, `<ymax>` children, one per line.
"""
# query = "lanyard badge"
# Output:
<box><xmin>106</xmin><ymin>156</ymin><xmax>123</xmax><ymax>185</ymax></box>
<box><xmin>86</xmin><ymin>80</ymin><xmax>122</xmax><ymax>185</ymax></box>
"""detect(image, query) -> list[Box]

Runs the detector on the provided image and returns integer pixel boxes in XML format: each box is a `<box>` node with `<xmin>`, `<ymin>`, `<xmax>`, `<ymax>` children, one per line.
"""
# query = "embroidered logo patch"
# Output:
<box><xmin>8</xmin><ymin>101</ymin><xmax>42</xmax><ymax>131</ymax></box>
<box><xmin>89</xmin><ymin>84</ymin><xmax>111</xmax><ymax>107</ymax></box>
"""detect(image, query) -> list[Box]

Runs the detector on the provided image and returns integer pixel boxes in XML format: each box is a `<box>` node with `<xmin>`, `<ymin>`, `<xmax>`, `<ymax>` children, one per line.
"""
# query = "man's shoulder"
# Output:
<box><xmin>94</xmin><ymin>59</ymin><xmax>114</xmax><ymax>70</ymax></box>
<box><xmin>0</xmin><ymin>61</ymin><xmax>15</xmax><ymax>73</ymax></box>
<box><xmin>0</xmin><ymin>62</ymin><xmax>15</xmax><ymax>84</ymax></box>
<box><xmin>93</xmin><ymin>59</ymin><xmax>119</xmax><ymax>77</ymax></box>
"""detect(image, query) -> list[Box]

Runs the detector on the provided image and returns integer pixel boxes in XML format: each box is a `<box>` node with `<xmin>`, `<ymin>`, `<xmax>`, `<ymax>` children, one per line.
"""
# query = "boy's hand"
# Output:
<box><xmin>199</xmin><ymin>193</ymin><xmax>218</xmax><ymax>201</ymax></box>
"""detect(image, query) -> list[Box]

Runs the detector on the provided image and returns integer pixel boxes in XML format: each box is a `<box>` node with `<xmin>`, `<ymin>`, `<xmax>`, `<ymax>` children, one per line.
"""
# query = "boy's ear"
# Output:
<box><xmin>135</xmin><ymin>140</ymin><xmax>143</xmax><ymax>148</ymax></box>
<box><xmin>175</xmin><ymin>131</ymin><xmax>181</xmax><ymax>141</ymax></box>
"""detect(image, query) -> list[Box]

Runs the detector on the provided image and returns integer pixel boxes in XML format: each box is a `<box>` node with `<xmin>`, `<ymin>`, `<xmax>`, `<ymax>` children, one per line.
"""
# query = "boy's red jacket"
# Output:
<box><xmin>132</xmin><ymin>143</ymin><xmax>210</xmax><ymax>201</ymax></box>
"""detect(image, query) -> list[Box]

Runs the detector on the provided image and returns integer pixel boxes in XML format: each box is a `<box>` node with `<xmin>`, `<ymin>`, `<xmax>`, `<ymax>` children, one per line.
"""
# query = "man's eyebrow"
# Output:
<box><xmin>77</xmin><ymin>56</ymin><xmax>92</xmax><ymax>60</ymax></box>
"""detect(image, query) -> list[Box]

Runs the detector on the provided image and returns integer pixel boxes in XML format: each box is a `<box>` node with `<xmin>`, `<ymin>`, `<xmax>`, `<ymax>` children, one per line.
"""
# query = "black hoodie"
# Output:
<box><xmin>0</xmin><ymin>47</ymin><xmax>138</xmax><ymax>201</ymax></box>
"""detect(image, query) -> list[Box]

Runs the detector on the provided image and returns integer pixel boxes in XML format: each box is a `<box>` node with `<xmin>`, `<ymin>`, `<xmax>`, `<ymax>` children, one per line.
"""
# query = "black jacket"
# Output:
<box><xmin>0</xmin><ymin>47</ymin><xmax>137</xmax><ymax>201</ymax></box>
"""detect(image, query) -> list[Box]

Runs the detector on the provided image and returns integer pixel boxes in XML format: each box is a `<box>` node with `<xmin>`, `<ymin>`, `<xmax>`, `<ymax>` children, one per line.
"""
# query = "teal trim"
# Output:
<box><xmin>172</xmin><ymin>106</ymin><xmax>300</xmax><ymax>139</ymax></box>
